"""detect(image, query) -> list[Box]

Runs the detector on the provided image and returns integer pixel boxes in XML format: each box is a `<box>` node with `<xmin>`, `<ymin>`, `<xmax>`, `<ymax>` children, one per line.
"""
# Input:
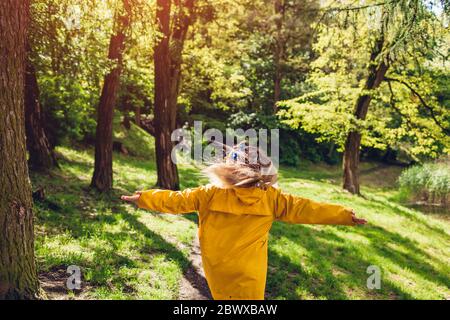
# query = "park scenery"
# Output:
<box><xmin>0</xmin><ymin>0</ymin><xmax>449</xmax><ymax>300</ymax></box>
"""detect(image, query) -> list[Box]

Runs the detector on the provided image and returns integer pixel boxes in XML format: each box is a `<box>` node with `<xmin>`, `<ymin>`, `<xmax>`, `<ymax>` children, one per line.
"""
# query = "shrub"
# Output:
<box><xmin>398</xmin><ymin>157</ymin><xmax>450</xmax><ymax>206</ymax></box>
<box><xmin>39</xmin><ymin>74</ymin><xmax>97</xmax><ymax>146</ymax></box>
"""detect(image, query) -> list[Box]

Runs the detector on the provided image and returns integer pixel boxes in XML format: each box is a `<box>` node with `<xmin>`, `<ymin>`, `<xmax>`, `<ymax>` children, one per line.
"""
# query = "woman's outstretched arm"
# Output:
<box><xmin>275</xmin><ymin>191</ymin><xmax>366</xmax><ymax>226</ymax></box>
<box><xmin>121</xmin><ymin>186</ymin><xmax>213</xmax><ymax>214</ymax></box>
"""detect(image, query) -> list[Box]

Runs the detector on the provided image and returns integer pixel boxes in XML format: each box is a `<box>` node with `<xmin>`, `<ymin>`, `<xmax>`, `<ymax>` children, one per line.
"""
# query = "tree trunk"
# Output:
<box><xmin>273</xmin><ymin>72</ymin><xmax>282</xmax><ymax>112</ymax></box>
<box><xmin>272</xmin><ymin>0</ymin><xmax>285</xmax><ymax>113</ymax></box>
<box><xmin>343</xmin><ymin>37</ymin><xmax>389</xmax><ymax>194</ymax></box>
<box><xmin>153</xmin><ymin>0</ymin><xmax>194</xmax><ymax>190</ymax></box>
<box><xmin>134</xmin><ymin>106</ymin><xmax>141</xmax><ymax>126</ymax></box>
<box><xmin>24</xmin><ymin>56</ymin><xmax>58</xmax><ymax>170</ymax></box>
<box><xmin>0</xmin><ymin>0</ymin><xmax>42</xmax><ymax>299</ymax></box>
<box><xmin>91</xmin><ymin>0</ymin><xmax>131</xmax><ymax>192</ymax></box>
<box><xmin>342</xmin><ymin>131</ymin><xmax>362</xmax><ymax>194</ymax></box>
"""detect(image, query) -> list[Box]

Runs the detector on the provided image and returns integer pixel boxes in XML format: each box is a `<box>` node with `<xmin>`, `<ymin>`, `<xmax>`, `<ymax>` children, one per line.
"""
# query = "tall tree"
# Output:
<box><xmin>91</xmin><ymin>0</ymin><xmax>132</xmax><ymax>192</ymax></box>
<box><xmin>24</xmin><ymin>51</ymin><xmax>58</xmax><ymax>170</ymax></box>
<box><xmin>153</xmin><ymin>0</ymin><xmax>195</xmax><ymax>190</ymax></box>
<box><xmin>341</xmin><ymin>2</ymin><xmax>446</xmax><ymax>194</ymax></box>
<box><xmin>0</xmin><ymin>0</ymin><xmax>41</xmax><ymax>299</ymax></box>
<box><xmin>342</xmin><ymin>21</ymin><xmax>389</xmax><ymax>194</ymax></box>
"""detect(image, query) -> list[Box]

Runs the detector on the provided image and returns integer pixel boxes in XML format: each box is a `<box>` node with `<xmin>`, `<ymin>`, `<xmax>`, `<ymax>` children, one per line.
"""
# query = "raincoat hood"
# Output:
<box><xmin>208</xmin><ymin>187</ymin><xmax>273</xmax><ymax>216</ymax></box>
<box><xmin>233</xmin><ymin>187</ymin><xmax>265</xmax><ymax>205</ymax></box>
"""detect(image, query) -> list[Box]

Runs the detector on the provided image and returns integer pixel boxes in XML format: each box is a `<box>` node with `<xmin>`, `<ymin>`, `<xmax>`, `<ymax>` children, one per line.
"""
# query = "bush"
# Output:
<box><xmin>398</xmin><ymin>157</ymin><xmax>450</xmax><ymax>206</ymax></box>
<box><xmin>39</xmin><ymin>74</ymin><xmax>97</xmax><ymax>146</ymax></box>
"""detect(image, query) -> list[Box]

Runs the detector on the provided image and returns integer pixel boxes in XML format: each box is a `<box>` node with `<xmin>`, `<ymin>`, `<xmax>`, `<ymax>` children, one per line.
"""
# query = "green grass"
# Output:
<box><xmin>268</xmin><ymin>163</ymin><xmax>449</xmax><ymax>299</ymax></box>
<box><xmin>31</xmin><ymin>147</ymin><xmax>450</xmax><ymax>300</ymax></box>
<box><xmin>32</xmin><ymin>146</ymin><xmax>199</xmax><ymax>299</ymax></box>
<box><xmin>113</xmin><ymin>117</ymin><xmax>156</xmax><ymax>159</ymax></box>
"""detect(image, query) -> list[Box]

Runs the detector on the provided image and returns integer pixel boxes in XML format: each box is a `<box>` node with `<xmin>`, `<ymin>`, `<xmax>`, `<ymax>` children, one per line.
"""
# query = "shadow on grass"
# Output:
<box><xmin>351</xmin><ymin>224</ymin><xmax>450</xmax><ymax>288</ymax></box>
<box><xmin>267</xmin><ymin>220</ymin><xmax>448</xmax><ymax>299</ymax></box>
<box><xmin>366</xmin><ymin>195</ymin><xmax>450</xmax><ymax>240</ymax></box>
<box><xmin>120</xmin><ymin>211</ymin><xmax>211</xmax><ymax>299</ymax></box>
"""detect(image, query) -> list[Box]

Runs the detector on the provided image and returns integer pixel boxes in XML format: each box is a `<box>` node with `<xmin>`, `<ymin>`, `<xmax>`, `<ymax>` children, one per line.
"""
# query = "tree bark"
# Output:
<box><xmin>24</xmin><ymin>55</ymin><xmax>58</xmax><ymax>170</ymax></box>
<box><xmin>0</xmin><ymin>0</ymin><xmax>42</xmax><ymax>299</ymax></box>
<box><xmin>153</xmin><ymin>0</ymin><xmax>194</xmax><ymax>190</ymax></box>
<box><xmin>342</xmin><ymin>37</ymin><xmax>389</xmax><ymax>194</ymax></box>
<box><xmin>91</xmin><ymin>0</ymin><xmax>131</xmax><ymax>192</ymax></box>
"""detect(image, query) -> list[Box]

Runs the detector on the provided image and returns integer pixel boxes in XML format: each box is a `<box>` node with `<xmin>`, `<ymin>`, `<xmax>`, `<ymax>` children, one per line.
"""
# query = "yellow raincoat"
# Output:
<box><xmin>136</xmin><ymin>185</ymin><xmax>355</xmax><ymax>300</ymax></box>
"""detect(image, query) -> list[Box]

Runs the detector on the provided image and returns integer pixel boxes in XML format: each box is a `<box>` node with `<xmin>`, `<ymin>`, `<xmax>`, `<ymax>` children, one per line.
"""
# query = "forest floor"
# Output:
<box><xmin>31</xmin><ymin>146</ymin><xmax>450</xmax><ymax>300</ymax></box>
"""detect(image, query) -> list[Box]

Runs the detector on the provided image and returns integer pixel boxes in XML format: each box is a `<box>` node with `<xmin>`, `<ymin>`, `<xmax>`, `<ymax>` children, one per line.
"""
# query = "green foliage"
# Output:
<box><xmin>29</xmin><ymin>0</ymin><xmax>449</xmax><ymax>167</ymax></box>
<box><xmin>30</xmin><ymin>0</ymin><xmax>113</xmax><ymax>83</ymax></box>
<box><xmin>179</xmin><ymin>2</ymin><xmax>253</xmax><ymax>120</ymax></box>
<box><xmin>279</xmin><ymin>0</ymin><xmax>450</xmax><ymax>160</ymax></box>
<box><xmin>278</xmin><ymin>133</ymin><xmax>302</xmax><ymax>166</ymax></box>
<box><xmin>39</xmin><ymin>74</ymin><xmax>97</xmax><ymax>145</ymax></box>
<box><xmin>228</xmin><ymin>111</ymin><xmax>340</xmax><ymax>166</ymax></box>
<box><xmin>235</xmin><ymin>0</ymin><xmax>319</xmax><ymax>112</ymax></box>
<box><xmin>398</xmin><ymin>158</ymin><xmax>450</xmax><ymax>205</ymax></box>
<box><xmin>118</xmin><ymin>62</ymin><xmax>153</xmax><ymax>119</ymax></box>
<box><xmin>28</xmin><ymin>0</ymin><xmax>449</xmax><ymax>173</ymax></box>
<box><xmin>30</xmin><ymin>0</ymin><xmax>115</xmax><ymax>145</ymax></box>
<box><xmin>228</xmin><ymin>111</ymin><xmax>277</xmax><ymax>130</ymax></box>
<box><xmin>117</xmin><ymin>1</ymin><xmax>155</xmax><ymax>118</ymax></box>
<box><xmin>181</xmin><ymin>37</ymin><xmax>251</xmax><ymax>113</ymax></box>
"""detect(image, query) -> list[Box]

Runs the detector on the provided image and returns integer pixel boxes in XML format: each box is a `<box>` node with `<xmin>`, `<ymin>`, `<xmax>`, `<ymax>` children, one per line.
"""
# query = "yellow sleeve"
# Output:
<box><xmin>275</xmin><ymin>191</ymin><xmax>355</xmax><ymax>225</ymax></box>
<box><xmin>136</xmin><ymin>186</ymin><xmax>211</xmax><ymax>214</ymax></box>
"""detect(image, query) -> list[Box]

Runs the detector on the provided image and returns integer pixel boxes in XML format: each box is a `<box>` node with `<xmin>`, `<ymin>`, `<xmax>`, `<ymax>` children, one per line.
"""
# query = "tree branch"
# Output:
<box><xmin>387</xmin><ymin>80</ymin><xmax>419</xmax><ymax>132</ymax></box>
<box><xmin>327</xmin><ymin>1</ymin><xmax>393</xmax><ymax>12</ymax></box>
<box><xmin>307</xmin><ymin>1</ymin><xmax>395</xmax><ymax>13</ymax></box>
<box><xmin>385</xmin><ymin>76</ymin><xmax>450</xmax><ymax>135</ymax></box>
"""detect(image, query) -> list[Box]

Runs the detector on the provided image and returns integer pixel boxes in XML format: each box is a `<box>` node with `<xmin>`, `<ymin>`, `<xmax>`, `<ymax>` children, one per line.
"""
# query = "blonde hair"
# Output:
<box><xmin>203</xmin><ymin>142</ymin><xmax>278</xmax><ymax>189</ymax></box>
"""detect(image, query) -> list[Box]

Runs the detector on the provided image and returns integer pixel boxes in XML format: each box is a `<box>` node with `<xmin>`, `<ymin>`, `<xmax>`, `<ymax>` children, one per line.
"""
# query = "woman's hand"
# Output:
<box><xmin>121</xmin><ymin>191</ymin><xmax>142</xmax><ymax>204</ymax></box>
<box><xmin>351</xmin><ymin>211</ymin><xmax>367</xmax><ymax>225</ymax></box>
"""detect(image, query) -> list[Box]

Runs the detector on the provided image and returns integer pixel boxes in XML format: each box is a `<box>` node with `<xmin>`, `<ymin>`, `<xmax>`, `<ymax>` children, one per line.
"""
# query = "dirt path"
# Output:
<box><xmin>178</xmin><ymin>234</ymin><xmax>212</xmax><ymax>300</ymax></box>
<box><xmin>39</xmin><ymin>267</ymin><xmax>90</xmax><ymax>300</ymax></box>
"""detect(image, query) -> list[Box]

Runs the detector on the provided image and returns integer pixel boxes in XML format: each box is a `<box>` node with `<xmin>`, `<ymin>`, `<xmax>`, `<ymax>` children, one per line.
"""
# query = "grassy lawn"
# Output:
<box><xmin>269</xmin><ymin>164</ymin><xmax>449</xmax><ymax>299</ymax></box>
<box><xmin>31</xmin><ymin>146</ymin><xmax>449</xmax><ymax>300</ymax></box>
<box><xmin>32</xmin><ymin>147</ymin><xmax>202</xmax><ymax>299</ymax></box>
